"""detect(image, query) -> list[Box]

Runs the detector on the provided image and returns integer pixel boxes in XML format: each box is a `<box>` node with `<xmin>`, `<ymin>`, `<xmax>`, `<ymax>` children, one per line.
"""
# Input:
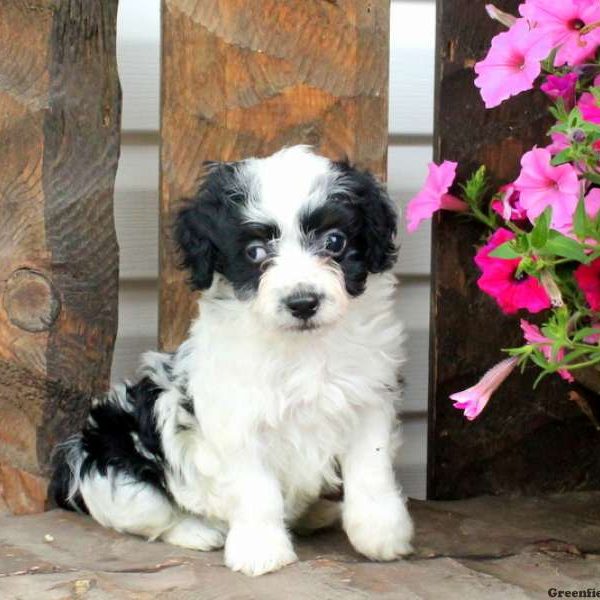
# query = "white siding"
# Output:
<box><xmin>114</xmin><ymin>0</ymin><xmax>435</xmax><ymax>498</ymax></box>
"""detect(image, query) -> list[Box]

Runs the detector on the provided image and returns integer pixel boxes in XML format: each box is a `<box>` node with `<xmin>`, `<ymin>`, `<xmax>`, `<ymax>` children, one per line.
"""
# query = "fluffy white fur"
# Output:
<box><xmin>56</xmin><ymin>146</ymin><xmax>413</xmax><ymax>576</ymax></box>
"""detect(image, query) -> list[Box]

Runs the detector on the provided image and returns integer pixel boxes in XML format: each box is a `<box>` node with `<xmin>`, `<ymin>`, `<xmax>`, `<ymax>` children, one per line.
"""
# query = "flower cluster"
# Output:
<box><xmin>406</xmin><ymin>1</ymin><xmax>600</xmax><ymax>421</ymax></box>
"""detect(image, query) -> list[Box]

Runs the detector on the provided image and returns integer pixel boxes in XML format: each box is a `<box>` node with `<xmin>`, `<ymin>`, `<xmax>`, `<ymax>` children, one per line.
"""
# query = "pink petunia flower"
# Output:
<box><xmin>520</xmin><ymin>320</ymin><xmax>574</xmax><ymax>382</ymax></box>
<box><xmin>474</xmin><ymin>19</ymin><xmax>554</xmax><ymax>109</ymax></box>
<box><xmin>519</xmin><ymin>0</ymin><xmax>600</xmax><ymax>66</ymax></box>
<box><xmin>475</xmin><ymin>228</ymin><xmax>552</xmax><ymax>314</ymax></box>
<box><xmin>540</xmin><ymin>73</ymin><xmax>578</xmax><ymax>108</ymax></box>
<box><xmin>547</xmin><ymin>132</ymin><xmax>571</xmax><ymax>155</ymax></box>
<box><xmin>514</xmin><ymin>148</ymin><xmax>581</xmax><ymax>230</ymax></box>
<box><xmin>584</xmin><ymin>188</ymin><xmax>600</xmax><ymax>219</ymax></box>
<box><xmin>406</xmin><ymin>161</ymin><xmax>467</xmax><ymax>233</ymax></box>
<box><xmin>574</xmin><ymin>258</ymin><xmax>600</xmax><ymax>311</ymax></box>
<box><xmin>450</xmin><ymin>357</ymin><xmax>519</xmax><ymax>420</ymax></box>
<box><xmin>556</xmin><ymin>187</ymin><xmax>600</xmax><ymax>236</ymax></box>
<box><xmin>491</xmin><ymin>184</ymin><xmax>528</xmax><ymax>222</ymax></box>
<box><xmin>578</xmin><ymin>91</ymin><xmax>600</xmax><ymax>124</ymax></box>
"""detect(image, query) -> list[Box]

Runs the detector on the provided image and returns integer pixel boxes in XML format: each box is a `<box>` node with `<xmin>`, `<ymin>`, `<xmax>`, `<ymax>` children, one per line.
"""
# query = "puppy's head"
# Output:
<box><xmin>175</xmin><ymin>146</ymin><xmax>397</xmax><ymax>332</ymax></box>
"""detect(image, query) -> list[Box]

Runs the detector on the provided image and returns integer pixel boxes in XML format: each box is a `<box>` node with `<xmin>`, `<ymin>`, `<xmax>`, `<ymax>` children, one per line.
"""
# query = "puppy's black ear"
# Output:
<box><xmin>175</xmin><ymin>199</ymin><xmax>217</xmax><ymax>290</ymax></box>
<box><xmin>175</xmin><ymin>163</ymin><xmax>236</xmax><ymax>290</ymax></box>
<box><xmin>336</xmin><ymin>162</ymin><xmax>398</xmax><ymax>273</ymax></box>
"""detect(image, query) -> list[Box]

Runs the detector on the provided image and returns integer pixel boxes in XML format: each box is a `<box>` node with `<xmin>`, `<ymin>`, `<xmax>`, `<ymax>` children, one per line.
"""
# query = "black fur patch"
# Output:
<box><xmin>181</xmin><ymin>399</ymin><xmax>195</xmax><ymax>416</ymax></box>
<box><xmin>78</xmin><ymin>378</ymin><xmax>166</xmax><ymax>492</ymax></box>
<box><xmin>48</xmin><ymin>446</ymin><xmax>89</xmax><ymax>513</ymax></box>
<box><xmin>49</xmin><ymin>377</ymin><xmax>170</xmax><ymax>512</ymax></box>
<box><xmin>175</xmin><ymin>164</ymin><xmax>280</xmax><ymax>296</ymax></box>
<box><xmin>175</xmin><ymin>158</ymin><xmax>397</xmax><ymax>299</ymax></box>
<box><xmin>300</xmin><ymin>162</ymin><xmax>398</xmax><ymax>296</ymax></box>
<box><xmin>331</xmin><ymin>161</ymin><xmax>398</xmax><ymax>274</ymax></box>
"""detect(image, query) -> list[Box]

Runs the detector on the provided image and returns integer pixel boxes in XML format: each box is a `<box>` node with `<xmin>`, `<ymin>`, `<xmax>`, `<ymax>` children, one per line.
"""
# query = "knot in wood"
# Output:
<box><xmin>3</xmin><ymin>269</ymin><xmax>61</xmax><ymax>333</ymax></box>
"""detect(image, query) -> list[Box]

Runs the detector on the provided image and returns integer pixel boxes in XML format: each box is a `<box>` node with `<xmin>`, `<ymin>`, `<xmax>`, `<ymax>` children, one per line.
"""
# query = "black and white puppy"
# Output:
<box><xmin>50</xmin><ymin>145</ymin><xmax>413</xmax><ymax>576</ymax></box>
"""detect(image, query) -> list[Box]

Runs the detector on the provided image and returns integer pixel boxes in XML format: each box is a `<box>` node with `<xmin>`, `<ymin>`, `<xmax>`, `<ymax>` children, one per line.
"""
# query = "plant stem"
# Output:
<box><xmin>469</xmin><ymin>205</ymin><xmax>496</xmax><ymax>229</ymax></box>
<box><xmin>560</xmin><ymin>355</ymin><xmax>600</xmax><ymax>371</ymax></box>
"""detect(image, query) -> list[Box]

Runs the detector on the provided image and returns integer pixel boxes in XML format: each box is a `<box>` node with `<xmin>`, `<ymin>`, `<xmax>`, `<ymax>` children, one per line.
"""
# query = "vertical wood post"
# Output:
<box><xmin>0</xmin><ymin>1</ymin><xmax>121</xmax><ymax>513</ymax></box>
<box><xmin>429</xmin><ymin>0</ymin><xmax>600</xmax><ymax>499</ymax></box>
<box><xmin>160</xmin><ymin>0</ymin><xmax>390</xmax><ymax>350</ymax></box>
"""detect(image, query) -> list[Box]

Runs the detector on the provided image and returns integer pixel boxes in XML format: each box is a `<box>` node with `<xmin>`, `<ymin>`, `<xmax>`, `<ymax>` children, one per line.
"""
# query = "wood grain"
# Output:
<box><xmin>160</xmin><ymin>0</ymin><xmax>390</xmax><ymax>349</ymax></box>
<box><xmin>0</xmin><ymin>0</ymin><xmax>120</xmax><ymax>513</ymax></box>
<box><xmin>118</xmin><ymin>0</ymin><xmax>435</xmax><ymax>135</ymax></box>
<box><xmin>428</xmin><ymin>0</ymin><xmax>600</xmax><ymax>499</ymax></box>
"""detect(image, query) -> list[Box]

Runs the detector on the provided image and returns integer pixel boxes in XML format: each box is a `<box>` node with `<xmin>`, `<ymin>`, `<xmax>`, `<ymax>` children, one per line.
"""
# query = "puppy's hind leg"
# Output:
<box><xmin>161</xmin><ymin>516</ymin><xmax>225</xmax><ymax>551</ymax></box>
<box><xmin>81</xmin><ymin>470</ymin><xmax>224</xmax><ymax>550</ymax></box>
<box><xmin>80</xmin><ymin>470</ymin><xmax>177</xmax><ymax>541</ymax></box>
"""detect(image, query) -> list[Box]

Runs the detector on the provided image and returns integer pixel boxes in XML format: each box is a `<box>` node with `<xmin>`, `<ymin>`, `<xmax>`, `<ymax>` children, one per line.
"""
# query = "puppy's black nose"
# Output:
<box><xmin>285</xmin><ymin>292</ymin><xmax>320</xmax><ymax>320</ymax></box>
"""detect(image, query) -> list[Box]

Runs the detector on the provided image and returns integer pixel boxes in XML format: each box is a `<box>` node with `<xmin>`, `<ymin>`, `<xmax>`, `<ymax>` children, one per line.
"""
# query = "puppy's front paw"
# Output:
<box><xmin>225</xmin><ymin>523</ymin><xmax>297</xmax><ymax>576</ymax></box>
<box><xmin>344</xmin><ymin>495</ymin><xmax>414</xmax><ymax>561</ymax></box>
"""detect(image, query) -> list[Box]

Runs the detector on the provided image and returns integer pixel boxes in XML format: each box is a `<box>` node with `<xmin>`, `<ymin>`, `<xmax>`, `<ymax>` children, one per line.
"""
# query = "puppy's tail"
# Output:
<box><xmin>48</xmin><ymin>435</ymin><xmax>89</xmax><ymax>513</ymax></box>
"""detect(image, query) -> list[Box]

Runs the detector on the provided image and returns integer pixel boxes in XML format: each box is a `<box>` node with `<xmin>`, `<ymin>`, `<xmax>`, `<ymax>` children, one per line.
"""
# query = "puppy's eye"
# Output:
<box><xmin>323</xmin><ymin>230</ymin><xmax>347</xmax><ymax>257</ymax></box>
<box><xmin>245</xmin><ymin>242</ymin><xmax>268</xmax><ymax>264</ymax></box>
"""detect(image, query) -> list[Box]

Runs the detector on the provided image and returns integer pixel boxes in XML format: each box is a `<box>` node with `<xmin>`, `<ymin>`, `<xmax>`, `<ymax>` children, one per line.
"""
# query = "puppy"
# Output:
<box><xmin>50</xmin><ymin>145</ymin><xmax>413</xmax><ymax>576</ymax></box>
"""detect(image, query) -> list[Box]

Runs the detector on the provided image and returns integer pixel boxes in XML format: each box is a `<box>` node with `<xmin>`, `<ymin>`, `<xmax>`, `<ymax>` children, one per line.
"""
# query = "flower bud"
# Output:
<box><xmin>485</xmin><ymin>4</ymin><xmax>518</xmax><ymax>28</ymax></box>
<box><xmin>540</xmin><ymin>269</ymin><xmax>564</xmax><ymax>308</ymax></box>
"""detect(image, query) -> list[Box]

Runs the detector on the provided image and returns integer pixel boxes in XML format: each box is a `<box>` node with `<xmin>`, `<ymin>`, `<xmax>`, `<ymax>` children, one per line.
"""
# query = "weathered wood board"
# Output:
<box><xmin>0</xmin><ymin>1</ymin><xmax>121</xmax><ymax>513</ymax></box>
<box><xmin>428</xmin><ymin>0</ymin><xmax>600</xmax><ymax>499</ymax></box>
<box><xmin>160</xmin><ymin>0</ymin><xmax>390</xmax><ymax>349</ymax></box>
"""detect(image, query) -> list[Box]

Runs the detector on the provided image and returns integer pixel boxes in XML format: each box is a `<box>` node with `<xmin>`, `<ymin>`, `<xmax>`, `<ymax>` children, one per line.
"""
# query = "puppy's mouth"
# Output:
<box><xmin>286</xmin><ymin>320</ymin><xmax>321</xmax><ymax>333</ymax></box>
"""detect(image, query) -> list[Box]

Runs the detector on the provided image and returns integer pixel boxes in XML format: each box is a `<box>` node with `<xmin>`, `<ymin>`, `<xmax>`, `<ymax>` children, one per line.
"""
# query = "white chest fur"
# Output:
<box><xmin>161</xmin><ymin>273</ymin><xmax>405</xmax><ymax>521</ymax></box>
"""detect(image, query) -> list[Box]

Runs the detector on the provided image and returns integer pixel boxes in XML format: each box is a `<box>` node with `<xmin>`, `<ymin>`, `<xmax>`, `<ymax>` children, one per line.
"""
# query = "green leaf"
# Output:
<box><xmin>541</xmin><ymin>47</ymin><xmax>560</xmax><ymax>75</ymax></box>
<box><xmin>488</xmin><ymin>241</ymin><xmax>521</xmax><ymax>260</ymax></box>
<box><xmin>551</xmin><ymin>148</ymin><xmax>572</xmax><ymax>166</ymax></box>
<box><xmin>517</xmin><ymin>235</ymin><xmax>531</xmax><ymax>253</ymax></box>
<box><xmin>545</xmin><ymin>231</ymin><xmax>590</xmax><ymax>263</ymax></box>
<box><xmin>533</xmin><ymin>370</ymin><xmax>550</xmax><ymax>389</ymax></box>
<box><xmin>573</xmin><ymin>196</ymin><xmax>589</xmax><ymax>240</ymax></box>
<box><xmin>460</xmin><ymin>166</ymin><xmax>488</xmax><ymax>207</ymax></box>
<box><xmin>569</xmin><ymin>107</ymin><xmax>584</xmax><ymax>128</ymax></box>
<box><xmin>572</xmin><ymin>328</ymin><xmax>600</xmax><ymax>343</ymax></box>
<box><xmin>583</xmin><ymin>171</ymin><xmax>600</xmax><ymax>185</ymax></box>
<box><xmin>557</xmin><ymin>348</ymin><xmax>593</xmax><ymax>367</ymax></box>
<box><xmin>529</xmin><ymin>351</ymin><xmax>550</xmax><ymax>370</ymax></box>
<box><xmin>530</xmin><ymin>206</ymin><xmax>552</xmax><ymax>249</ymax></box>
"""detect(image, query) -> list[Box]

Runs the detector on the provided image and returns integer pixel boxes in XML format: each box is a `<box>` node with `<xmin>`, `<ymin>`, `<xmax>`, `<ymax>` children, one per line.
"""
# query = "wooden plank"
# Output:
<box><xmin>0</xmin><ymin>1</ymin><xmax>120</xmax><ymax>514</ymax></box>
<box><xmin>429</xmin><ymin>0</ymin><xmax>600</xmax><ymax>499</ymax></box>
<box><xmin>160</xmin><ymin>0</ymin><xmax>391</xmax><ymax>350</ymax></box>
<box><xmin>118</xmin><ymin>0</ymin><xmax>435</xmax><ymax>135</ymax></box>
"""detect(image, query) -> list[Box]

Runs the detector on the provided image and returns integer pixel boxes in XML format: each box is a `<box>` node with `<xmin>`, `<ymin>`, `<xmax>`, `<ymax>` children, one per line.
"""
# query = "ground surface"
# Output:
<box><xmin>1</xmin><ymin>493</ymin><xmax>600</xmax><ymax>599</ymax></box>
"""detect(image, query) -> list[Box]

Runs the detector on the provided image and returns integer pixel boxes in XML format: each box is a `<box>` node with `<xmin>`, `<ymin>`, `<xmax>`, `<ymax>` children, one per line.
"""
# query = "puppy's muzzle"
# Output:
<box><xmin>284</xmin><ymin>291</ymin><xmax>321</xmax><ymax>321</ymax></box>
